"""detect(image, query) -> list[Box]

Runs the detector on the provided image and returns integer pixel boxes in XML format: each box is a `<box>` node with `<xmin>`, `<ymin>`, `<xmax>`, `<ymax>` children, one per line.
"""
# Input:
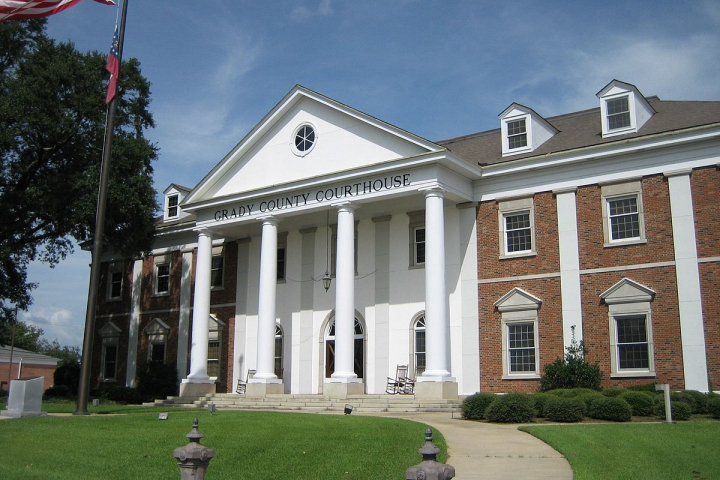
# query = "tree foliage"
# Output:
<box><xmin>0</xmin><ymin>19</ymin><xmax>158</xmax><ymax>338</ymax></box>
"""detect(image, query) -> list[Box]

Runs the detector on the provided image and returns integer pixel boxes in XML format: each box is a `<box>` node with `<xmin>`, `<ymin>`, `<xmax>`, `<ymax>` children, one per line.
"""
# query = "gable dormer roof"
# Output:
<box><xmin>498</xmin><ymin>103</ymin><xmax>558</xmax><ymax>157</ymax></box>
<box><xmin>163</xmin><ymin>184</ymin><xmax>192</xmax><ymax>223</ymax></box>
<box><xmin>596</xmin><ymin>79</ymin><xmax>656</xmax><ymax>138</ymax></box>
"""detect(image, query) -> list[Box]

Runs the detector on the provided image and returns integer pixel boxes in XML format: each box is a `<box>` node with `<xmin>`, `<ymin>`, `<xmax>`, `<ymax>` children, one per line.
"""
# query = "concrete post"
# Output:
<box><xmin>174</xmin><ymin>418</ymin><xmax>215</xmax><ymax>480</ymax></box>
<box><xmin>406</xmin><ymin>428</ymin><xmax>455</xmax><ymax>480</ymax></box>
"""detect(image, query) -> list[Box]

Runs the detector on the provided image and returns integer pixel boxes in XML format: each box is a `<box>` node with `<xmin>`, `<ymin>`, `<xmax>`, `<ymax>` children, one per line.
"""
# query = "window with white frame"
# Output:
<box><xmin>207</xmin><ymin>315</ymin><xmax>225</xmax><ymax>379</ymax></box>
<box><xmin>413</xmin><ymin>315</ymin><xmax>426</xmax><ymax>377</ymax></box>
<box><xmin>99</xmin><ymin>322</ymin><xmax>121</xmax><ymax>382</ymax></box>
<box><xmin>601</xmin><ymin>181</ymin><xmax>645</xmax><ymax>246</ymax></box>
<box><xmin>211</xmin><ymin>246</ymin><xmax>224</xmax><ymax>289</ymax></box>
<box><xmin>154</xmin><ymin>255</ymin><xmax>171</xmax><ymax>295</ymax></box>
<box><xmin>606</xmin><ymin>96</ymin><xmax>631</xmax><ymax>131</ymax></box>
<box><xmin>495</xmin><ymin>287</ymin><xmax>542</xmax><ymax>379</ymax></box>
<box><xmin>277</xmin><ymin>232</ymin><xmax>288</xmax><ymax>282</ymax></box>
<box><xmin>498</xmin><ymin>197</ymin><xmax>535</xmax><ymax>257</ymax></box>
<box><xmin>145</xmin><ymin>318</ymin><xmax>169</xmax><ymax>363</ymax></box>
<box><xmin>601</xmin><ymin>277</ymin><xmax>655</xmax><ymax>377</ymax></box>
<box><xmin>107</xmin><ymin>267</ymin><xmax>123</xmax><ymax>300</ymax></box>
<box><xmin>275</xmin><ymin>324</ymin><xmax>283</xmax><ymax>379</ymax></box>
<box><xmin>407</xmin><ymin>210</ymin><xmax>425</xmax><ymax>268</ymax></box>
<box><xmin>507</xmin><ymin>118</ymin><xmax>528</xmax><ymax>150</ymax></box>
<box><xmin>167</xmin><ymin>193</ymin><xmax>179</xmax><ymax>219</ymax></box>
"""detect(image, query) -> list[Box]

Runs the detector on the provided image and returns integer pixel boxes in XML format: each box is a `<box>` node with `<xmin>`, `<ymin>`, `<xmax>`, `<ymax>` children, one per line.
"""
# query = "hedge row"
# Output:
<box><xmin>462</xmin><ymin>387</ymin><xmax>719</xmax><ymax>423</ymax></box>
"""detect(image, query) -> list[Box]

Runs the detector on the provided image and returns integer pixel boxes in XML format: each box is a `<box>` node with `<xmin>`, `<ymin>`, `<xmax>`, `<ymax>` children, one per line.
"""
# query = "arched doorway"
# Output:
<box><xmin>324</xmin><ymin>317</ymin><xmax>364</xmax><ymax>379</ymax></box>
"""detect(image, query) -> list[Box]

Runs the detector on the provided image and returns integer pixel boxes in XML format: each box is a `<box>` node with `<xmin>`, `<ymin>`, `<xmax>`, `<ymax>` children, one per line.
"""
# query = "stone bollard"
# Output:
<box><xmin>405</xmin><ymin>428</ymin><xmax>455</xmax><ymax>480</ymax></box>
<box><xmin>174</xmin><ymin>418</ymin><xmax>215</xmax><ymax>480</ymax></box>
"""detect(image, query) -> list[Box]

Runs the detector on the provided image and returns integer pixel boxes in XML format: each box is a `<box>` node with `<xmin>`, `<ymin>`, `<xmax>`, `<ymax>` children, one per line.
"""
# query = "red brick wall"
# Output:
<box><xmin>1</xmin><ymin>364</ymin><xmax>57</xmax><ymax>392</ymax></box>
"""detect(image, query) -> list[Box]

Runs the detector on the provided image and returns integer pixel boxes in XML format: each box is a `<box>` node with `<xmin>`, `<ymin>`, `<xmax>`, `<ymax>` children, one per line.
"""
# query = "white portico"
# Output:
<box><xmin>178</xmin><ymin>86</ymin><xmax>481</xmax><ymax>399</ymax></box>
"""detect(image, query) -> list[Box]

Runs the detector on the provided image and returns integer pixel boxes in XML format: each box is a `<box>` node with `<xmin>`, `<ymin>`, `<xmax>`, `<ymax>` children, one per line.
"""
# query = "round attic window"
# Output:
<box><xmin>291</xmin><ymin>123</ymin><xmax>316</xmax><ymax>156</ymax></box>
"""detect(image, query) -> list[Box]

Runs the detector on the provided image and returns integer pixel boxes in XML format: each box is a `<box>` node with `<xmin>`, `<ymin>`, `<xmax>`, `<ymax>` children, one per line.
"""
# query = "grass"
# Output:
<box><xmin>0</xmin><ymin>404</ymin><xmax>445</xmax><ymax>480</ymax></box>
<box><xmin>521</xmin><ymin>422</ymin><xmax>720</xmax><ymax>480</ymax></box>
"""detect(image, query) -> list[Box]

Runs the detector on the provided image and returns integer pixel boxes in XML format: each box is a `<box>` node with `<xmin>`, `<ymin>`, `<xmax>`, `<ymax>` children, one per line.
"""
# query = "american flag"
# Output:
<box><xmin>0</xmin><ymin>0</ymin><xmax>114</xmax><ymax>23</ymax></box>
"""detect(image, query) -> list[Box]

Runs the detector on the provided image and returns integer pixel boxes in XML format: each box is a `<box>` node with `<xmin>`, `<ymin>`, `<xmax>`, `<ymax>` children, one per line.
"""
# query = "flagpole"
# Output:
<box><xmin>75</xmin><ymin>0</ymin><xmax>129</xmax><ymax>415</ymax></box>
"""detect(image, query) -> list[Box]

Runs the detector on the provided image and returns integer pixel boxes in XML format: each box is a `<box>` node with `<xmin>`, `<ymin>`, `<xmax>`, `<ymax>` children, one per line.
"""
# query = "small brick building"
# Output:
<box><xmin>0</xmin><ymin>346</ymin><xmax>59</xmax><ymax>393</ymax></box>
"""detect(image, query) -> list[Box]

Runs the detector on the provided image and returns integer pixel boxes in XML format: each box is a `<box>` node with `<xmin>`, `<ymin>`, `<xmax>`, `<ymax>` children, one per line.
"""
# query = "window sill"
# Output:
<box><xmin>409</xmin><ymin>264</ymin><xmax>425</xmax><ymax>270</ymax></box>
<box><xmin>604</xmin><ymin>239</ymin><xmax>647</xmax><ymax>248</ymax></box>
<box><xmin>106</xmin><ymin>297</ymin><xmax>122</xmax><ymax>303</ymax></box>
<box><xmin>610</xmin><ymin>372</ymin><xmax>656</xmax><ymax>379</ymax></box>
<box><xmin>499</xmin><ymin>252</ymin><xmax>537</xmax><ymax>260</ymax></box>
<box><xmin>153</xmin><ymin>292</ymin><xmax>171</xmax><ymax>298</ymax></box>
<box><xmin>502</xmin><ymin>374</ymin><xmax>540</xmax><ymax>380</ymax></box>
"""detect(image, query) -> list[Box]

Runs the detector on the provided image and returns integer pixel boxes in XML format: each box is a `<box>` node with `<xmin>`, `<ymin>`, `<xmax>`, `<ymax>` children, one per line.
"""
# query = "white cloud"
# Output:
<box><xmin>21</xmin><ymin>307</ymin><xmax>84</xmax><ymax>348</ymax></box>
<box><xmin>290</xmin><ymin>0</ymin><xmax>334</xmax><ymax>21</ymax></box>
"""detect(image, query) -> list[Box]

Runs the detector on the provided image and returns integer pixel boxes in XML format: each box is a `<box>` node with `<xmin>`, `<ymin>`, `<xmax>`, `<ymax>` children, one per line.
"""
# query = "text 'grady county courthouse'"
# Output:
<box><xmin>90</xmin><ymin>80</ymin><xmax>720</xmax><ymax>399</ymax></box>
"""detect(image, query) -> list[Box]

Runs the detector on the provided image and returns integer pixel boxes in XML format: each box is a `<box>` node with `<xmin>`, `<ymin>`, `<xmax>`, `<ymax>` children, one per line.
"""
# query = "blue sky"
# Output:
<box><xmin>23</xmin><ymin>0</ymin><xmax>720</xmax><ymax>348</ymax></box>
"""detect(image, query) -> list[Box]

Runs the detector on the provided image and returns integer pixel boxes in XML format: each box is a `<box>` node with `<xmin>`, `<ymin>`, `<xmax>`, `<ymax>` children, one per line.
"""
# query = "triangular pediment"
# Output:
<box><xmin>600</xmin><ymin>278</ymin><xmax>655</xmax><ymax>304</ymax></box>
<box><xmin>144</xmin><ymin>318</ymin><xmax>170</xmax><ymax>335</ymax></box>
<box><xmin>184</xmin><ymin>86</ymin><xmax>442</xmax><ymax>205</ymax></box>
<box><xmin>494</xmin><ymin>287</ymin><xmax>542</xmax><ymax>312</ymax></box>
<box><xmin>99</xmin><ymin>321</ymin><xmax>121</xmax><ymax>338</ymax></box>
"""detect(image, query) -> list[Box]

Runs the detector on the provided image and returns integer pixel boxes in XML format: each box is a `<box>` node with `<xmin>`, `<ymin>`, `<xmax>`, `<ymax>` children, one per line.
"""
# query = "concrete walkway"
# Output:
<box><xmin>365</xmin><ymin>412</ymin><xmax>573</xmax><ymax>480</ymax></box>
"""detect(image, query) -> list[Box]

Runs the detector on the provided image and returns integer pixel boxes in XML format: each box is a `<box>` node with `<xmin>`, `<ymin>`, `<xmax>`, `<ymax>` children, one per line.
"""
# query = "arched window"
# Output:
<box><xmin>325</xmin><ymin>318</ymin><xmax>364</xmax><ymax>379</ymax></box>
<box><xmin>413</xmin><ymin>315</ymin><xmax>426</xmax><ymax>376</ymax></box>
<box><xmin>275</xmin><ymin>324</ymin><xmax>283</xmax><ymax>379</ymax></box>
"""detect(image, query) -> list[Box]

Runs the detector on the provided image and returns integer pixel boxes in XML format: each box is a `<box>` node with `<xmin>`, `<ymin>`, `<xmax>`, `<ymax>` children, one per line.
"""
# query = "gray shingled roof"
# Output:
<box><xmin>0</xmin><ymin>346</ymin><xmax>59</xmax><ymax>366</ymax></box>
<box><xmin>438</xmin><ymin>98</ymin><xmax>720</xmax><ymax>166</ymax></box>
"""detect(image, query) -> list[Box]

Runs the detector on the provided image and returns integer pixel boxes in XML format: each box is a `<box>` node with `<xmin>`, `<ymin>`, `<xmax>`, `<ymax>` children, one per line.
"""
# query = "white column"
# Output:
<box><xmin>331</xmin><ymin>203</ymin><xmax>358</xmax><ymax>380</ymax></box>
<box><xmin>186</xmin><ymin>229</ymin><xmax>212</xmax><ymax>382</ymax></box>
<box><xmin>555</xmin><ymin>188</ymin><xmax>583</xmax><ymax>349</ymax></box>
<box><xmin>125</xmin><ymin>258</ymin><xmax>143</xmax><ymax>387</ymax></box>
<box><xmin>421</xmin><ymin>188</ymin><xmax>452</xmax><ymax>379</ymax></box>
<box><xmin>254</xmin><ymin>217</ymin><xmax>279</xmax><ymax>380</ymax></box>
<box><xmin>176</xmin><ymin>250</ymin><xmax>194</xmax><ymax>382</ymax></box>
<box><xmin>666</xmin><ymin>170</ymin><xmax>708</xmax><ymax>392</ymax></box>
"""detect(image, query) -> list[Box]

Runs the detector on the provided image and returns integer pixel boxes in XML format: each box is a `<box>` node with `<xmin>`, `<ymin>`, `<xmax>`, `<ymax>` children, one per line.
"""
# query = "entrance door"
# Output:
<box><xmin>325</xmin><ymin>318</ymin><xmax>364</xmax><ymax>379</ymax></box>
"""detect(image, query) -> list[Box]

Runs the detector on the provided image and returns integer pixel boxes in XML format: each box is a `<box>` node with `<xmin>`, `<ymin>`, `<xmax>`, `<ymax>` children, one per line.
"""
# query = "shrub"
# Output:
<box><xmin>627</xmin><ymin>383</ymin><xmax>657</xmax><ymax>393</ymax></box>
<box><xmin>544</xmin><ymin>397</ymin><xmax>586</xmax><ymax>423</ymax></box>
<box><xmin>53</xmin><ymin>359</ymin><xmax>80</xmax><ymax>392</ymax></box>
<box><xmin>461</xmin><ymin>393</ymin><xmax>497</xmax><ymax>420</ymax></box>
<box><xmin>539</xmin><ymin>335</ymin><xmax>602</xmax><ymax>392</ymax></box>
<box><xmin>655</xmin><ymin>400</ymin><xmax>692</xmax><ymax>421</ymax></box>
<box><xmin>485</xmin><ymin>393</ymin><xmax>536</xmax><ymax>423</ymax></box>
<box><xmin>707</xmin><ymin>396</ymin><xmax>720</xmax><ymax>419</ymax></box>
<box><xmin>561</xmin><ymin>388</ymin><xmax>600</xmax><ymax>398</ymax></box>
<box><xmin>619</xmin><ymin>390</ymin><xmax>655</xmax><ymax>416</ymax></box>
<box><xmin>532</xmin><ymin>393</ymin><xmax>554</xmax><ymax>418</ymax></box>
<box><xmin>44</xmin><ymin>385</ymin><xmax>73</xmax><ymax>398</ymax></box>
<box><xmin>576</xmin><ymin>391</ymin><xmax>604</xmax><ymax>410</ymax></box>
<box><xmin>602</xmin><ymin>388</ymin><xmax>625</xmax><ymax>397</ymax></box>
<box><xmin>679</xmin><ymin>390</ymin><xmax>708</xmax><ymax>414</ymax></box>
<box><xmin>137</xmin><ymin>362</ymin><xmax>178</xmax><ymax>401</ymax></box>
<box><xmin>589</xmin><ymin>397</ymin><xmax>632</xmax><ymax>422</ymax></box>
<box><xmin>91</xmin><ymin>385</ymin><xmax>143</xmax><ymax>404</ymax></box>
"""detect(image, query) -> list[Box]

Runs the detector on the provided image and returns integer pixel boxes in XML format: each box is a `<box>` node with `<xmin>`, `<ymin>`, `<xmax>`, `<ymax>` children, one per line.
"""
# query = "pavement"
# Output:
<box><xmin>364</xmin><ymin>412</ymin><xmax>574</xmax><ymax>480</ymax></box>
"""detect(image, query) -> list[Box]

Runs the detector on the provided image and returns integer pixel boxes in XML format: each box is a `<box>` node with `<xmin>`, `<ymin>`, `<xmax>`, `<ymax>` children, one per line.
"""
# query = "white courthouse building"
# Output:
<box><xmin>92</xmin><ymin>81</ymin><xmax>720</xmax><ymax>398</ymax></box>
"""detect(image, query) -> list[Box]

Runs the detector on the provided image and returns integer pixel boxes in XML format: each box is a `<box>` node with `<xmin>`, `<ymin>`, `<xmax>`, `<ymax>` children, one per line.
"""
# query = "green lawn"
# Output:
<box><xmin>521</xmin><ymin>422</ymin><xmax>720</xmax><ymax>480</ymax></box>
<box><xmin>0</xmin><ymin>406</ymin><xmax>445</xmax><ymax>480</ymax></box>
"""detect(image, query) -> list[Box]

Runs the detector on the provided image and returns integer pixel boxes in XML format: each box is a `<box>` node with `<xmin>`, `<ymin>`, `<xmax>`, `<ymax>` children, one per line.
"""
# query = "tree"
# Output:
<box><xmin>0</xmin><ymin>19</ymin><xmax>158</xmax><ymax>341</ymax></box>
<box><xmin>0</xmin><ymin>318</ymin><xmax>44</xmax><ymax>351</ymax></box>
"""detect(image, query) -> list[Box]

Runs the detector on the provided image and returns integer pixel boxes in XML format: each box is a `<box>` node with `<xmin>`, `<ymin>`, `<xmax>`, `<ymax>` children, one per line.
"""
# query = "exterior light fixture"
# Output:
<box><xmin>322</xmin><ymin>272</ymin><xmax>332</xmax><ymax>292</ymax></box>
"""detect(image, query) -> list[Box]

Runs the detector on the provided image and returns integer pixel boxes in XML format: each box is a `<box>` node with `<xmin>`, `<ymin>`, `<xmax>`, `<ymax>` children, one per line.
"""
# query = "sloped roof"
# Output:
<box><xmin>438</xmin><ymin>98</ymin><xmax>720</xmax><ymax>166</ymax></box>
<box><xmin>0</xmin><ymin>346</ymin><xmax>59</xmax><ymax>366</ymax></box>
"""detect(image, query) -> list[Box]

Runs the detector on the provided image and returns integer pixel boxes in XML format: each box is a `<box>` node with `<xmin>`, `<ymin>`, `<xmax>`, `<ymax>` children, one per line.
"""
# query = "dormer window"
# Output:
<box><xmin>597</xmin><ymin>80</ymin><xmax>655</xmax><ymax>138</ymax></box>
<box><xmin>507</xmin><ymin>119</ymin><xmax>528</xmax><ymax>149</ymax></box>
<box><xmin>606</xmin><ymin>96</ymin><xmax>630</xmax><ymax>131</ymax></box>
<box><xmin>499</xmin><ymin>104</ymin><xmax>557</xmax><ymax>157</ymax></box>
<box><xmin>167</xmin><ymin>194</ymin><xmax>179</xmax><ymax>219</ymax></box>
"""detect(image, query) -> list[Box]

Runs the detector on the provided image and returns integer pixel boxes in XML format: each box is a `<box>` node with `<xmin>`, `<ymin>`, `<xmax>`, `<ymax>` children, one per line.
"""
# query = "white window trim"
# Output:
<box><xmin>601</xmin><ymin>278</ymin><xmax>656</xmax><ymax>378</ymax></box>
<box><xmin>107</xmin><ymin>265</ymin><xmax>123</xmax><ymax>301</ymax></box>
<box><xmin>99</xmin><ymin>322</ymin><xmax>121</xmax><ymax>382</ymax></box>
<box><xmin>207</xmin><ymin>315</ymin><xmax>225</xmax><ymax>382</ymax></box>
<box><xmin>165</xmin><ymin>193</ymin><xmax>180</xmax><ymax>220</ymax></box>
<box><xmin>290</xmin><ymin>122</ymin><xmax>317</xmax><ymax>157</ymax></box>
<box><xmin>153</xmin><ymin>255</ymin><xmax>171</xmax><ymax>296</ymax></box>
<box><xmin>408</xmin><ymin>312</ymin><xmax>426</xmax><ymax>378</ymax></box>
<box><xmin>498</xmin><ymin>197</ymin><xmax>536</xmax><ymax>258</ymax></box>
<box><xmin>600</xmin><ymin>93</ymin><xmax>636</xmax><ymax>137</ymax></box>
<box><xmin>145</xmin><ymin>318</ymin><xmax>170</xmax><ymax>363</ymax></box>
<box><xmin>601</xmin><ymin>181</ymin><xmax>646</xmax><ymax>247</ymax></box>
<box><xmin>407</xmin><ymin>211</ymin><xmax>425</xmax><ymax>269</ymax></box>
<box><xmin>211</xmin><ymin>246</ymin><xmax>225</xmax><ymax>290</ymax></box>
<box><xmin>501</xmin><ymin>114</ymin><xmax>533</xmax><ymax>156</ymax></box>
<box><xmin>495</xmin><ymin>288</ymin><xmax>542</xmax><ymax>379</ymax></box>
